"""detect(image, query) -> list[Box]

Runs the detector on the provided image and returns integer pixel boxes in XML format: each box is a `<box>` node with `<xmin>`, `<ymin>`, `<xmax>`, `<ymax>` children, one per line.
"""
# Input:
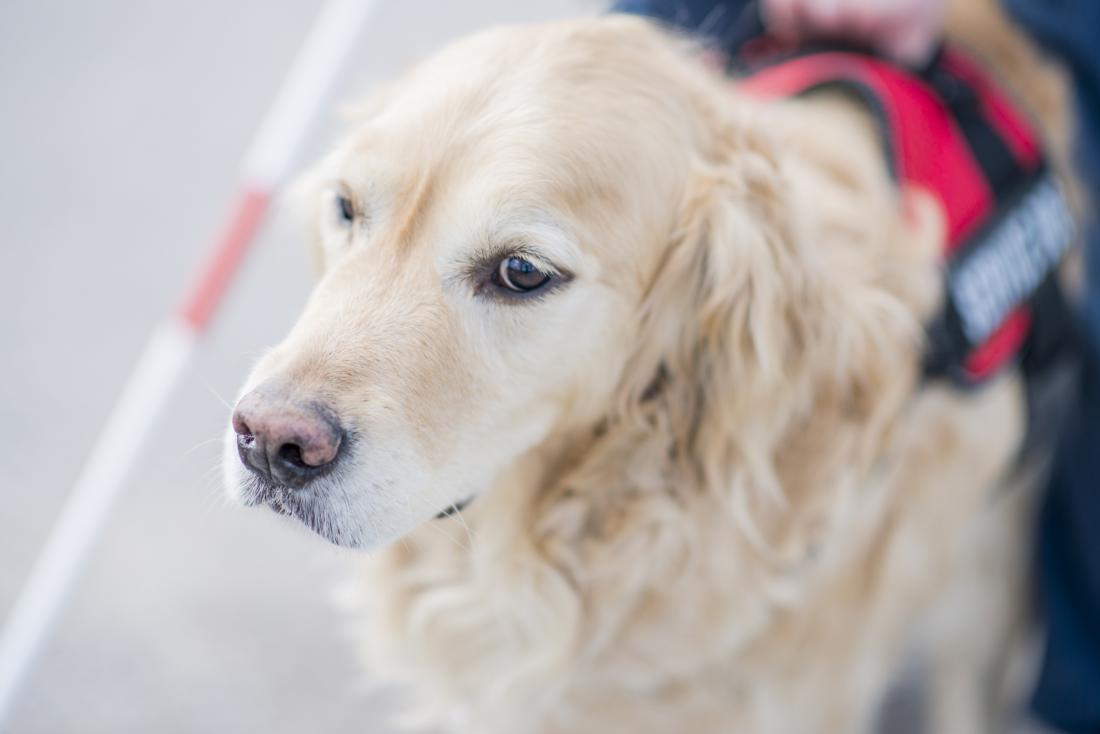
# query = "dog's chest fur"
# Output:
<box><xmin>349</xmin><ymin>369</ymin><xmax>1024</xmax><ymax>733</ymax></box>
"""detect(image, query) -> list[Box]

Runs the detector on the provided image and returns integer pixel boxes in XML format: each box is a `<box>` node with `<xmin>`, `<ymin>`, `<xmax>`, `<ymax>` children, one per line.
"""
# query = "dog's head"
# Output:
<box><xmin>224</xmin><ymin>17</ymin><xmax>922</xmax><ymax>549</ymax></box>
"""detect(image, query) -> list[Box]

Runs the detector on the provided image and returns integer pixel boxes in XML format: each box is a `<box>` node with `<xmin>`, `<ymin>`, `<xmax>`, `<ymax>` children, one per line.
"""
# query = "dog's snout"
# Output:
<box><xmin>232</xmin><ymin>389</ymin><xmax>344</xmax><ymax>489</ymax></box>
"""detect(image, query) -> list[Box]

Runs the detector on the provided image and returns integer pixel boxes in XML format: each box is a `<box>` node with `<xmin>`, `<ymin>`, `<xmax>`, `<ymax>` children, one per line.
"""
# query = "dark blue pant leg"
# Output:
<box><xmin>1035</xmin><ymin>355</ymin><xmax>1100</xmax><ymax>732</ymax></box>
<box><xmin>1003</xmin><ymin>1</ymin><xmax>1100</xmax><ymax>730</ymax></box>
<box><xmin>1031</xmin><ymin>226</ymin><xmax>1100</xmax><ymax>731</ymax></box>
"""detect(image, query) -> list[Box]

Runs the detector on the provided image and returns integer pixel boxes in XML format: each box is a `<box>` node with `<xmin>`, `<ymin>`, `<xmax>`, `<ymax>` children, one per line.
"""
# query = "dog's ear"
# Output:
<box><xmin>618</xmin><ymin>121</ymin><xmax>817</xmax><ymax>434</ymax></box>
<box><xmin>615</xmin><ymin>112</ymin><xmax>923</xmax><ymax>529</ymax></box>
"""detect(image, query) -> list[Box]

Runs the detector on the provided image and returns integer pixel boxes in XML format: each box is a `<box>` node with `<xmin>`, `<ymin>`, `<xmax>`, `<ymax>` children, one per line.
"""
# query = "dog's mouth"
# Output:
<box><xmin>238</xmin><ymin>477</ymin><xmax>350</xmax><ymax>544</ymax></box>
<box><xmin>238</xmin><ymin>475</ymin><xmax>287</xmax><ymax>509</ymax></box>
<box><xmin>240</xmin><ymin>474</ymin><xmax>474</xmax><ymax>544</ymax></box>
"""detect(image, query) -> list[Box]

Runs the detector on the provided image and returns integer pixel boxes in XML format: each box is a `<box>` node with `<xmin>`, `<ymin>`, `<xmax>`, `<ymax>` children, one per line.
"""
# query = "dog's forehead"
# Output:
<box><xmin>341</xmin><ymin>22</ymin><xmax>673</xmax><ymax>173</ymax></box>
<box><xmin>320</xmin><ymin>17</ymin><xmax>695</xmax><ymax>264</ymax></box>
<box><xmin>330</xmin><ymin>113</ymin><xmax>592</xmax><ymax>248</ymax></box>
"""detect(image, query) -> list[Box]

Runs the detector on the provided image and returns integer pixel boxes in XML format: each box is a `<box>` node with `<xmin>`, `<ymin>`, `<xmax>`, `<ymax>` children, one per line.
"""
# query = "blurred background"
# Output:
<box><xmin>0</xmin><ymin>1</ymin><xmax>587</xmax><ymax>732</ymax></box>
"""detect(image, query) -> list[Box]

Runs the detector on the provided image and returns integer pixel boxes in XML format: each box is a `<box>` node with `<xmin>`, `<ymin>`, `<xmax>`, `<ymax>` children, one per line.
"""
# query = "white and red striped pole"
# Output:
<box><xmin>0</xmin><ymin>0</ymin><xmax>381</xmax><ymax>722</ymax></box>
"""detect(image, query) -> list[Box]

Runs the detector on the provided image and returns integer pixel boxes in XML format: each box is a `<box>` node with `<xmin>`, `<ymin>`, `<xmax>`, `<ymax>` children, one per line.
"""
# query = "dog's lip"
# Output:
<box><xmin>435</xmin><ymin>496</ymin><xmax>474</xmax><ymax>519</ymax></box>
<box><xmin>248</xmin><ymin>482</ymin><xmax>331</xmax><ymax>533</ymax></box>
<box><xmin>241</xmin><ymin>477</ymin><xmax>295</xmax><ymax>511</ymax></box>
<box><xmin>241</xmin><ymin>468</ymin><xmax>474</xmax><ymax>544</ymax></box>
<box><xmin>249</xmin><ymin>484</ymin><xmax>474</xmax><ymax>521</ymax></box>
<box><xmin>264</xmin><ymin>497</ymin><xmax>293</xmax><ymax>516</ymax></box>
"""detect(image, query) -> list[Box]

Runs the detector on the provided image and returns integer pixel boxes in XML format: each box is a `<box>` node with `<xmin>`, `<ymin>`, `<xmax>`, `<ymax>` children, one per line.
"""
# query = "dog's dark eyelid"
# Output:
<box><xmin>336</xmin><ymin>194</ymin><xmax>355</xmax><ymax>225</ymax></box>
<box><xmin>461</xmin><ymin>244</ymin><xmax>573</xmax><ymax>301</ymax></box>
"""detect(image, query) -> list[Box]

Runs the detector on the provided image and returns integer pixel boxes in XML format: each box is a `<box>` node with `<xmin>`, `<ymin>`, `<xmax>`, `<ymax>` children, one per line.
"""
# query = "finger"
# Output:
<box><xmin>839</xmin><ymin>4</ymin><xmax>887</xmax><ymax>40</ymax></box>
<box><xmin>786</xmin><ymin>0</ymin><xmax>820</xmax><ymax>41</ymax></box>
<box><xmin>884</xmin><ymin>23</ymin><xmax>940</xmax><ymax>66</ymax></box>
<box><xmin>794</xmin><ymin>0</ymin><xmax>860</xmax><ymax>44</ymax></box>
<box><xmin>884</xmin><ymin>0</ymin><xmax>947</xmax><ymax>65</ymax></box>
<box><xmin>806</xmin><ymin>0</ymin><xmax>844</xmax><ymax>35</ymax></box>
<box><xmin>761</xmin><ymin>0</ymin><xmax>801</xmax><ymax>41</ymax></box>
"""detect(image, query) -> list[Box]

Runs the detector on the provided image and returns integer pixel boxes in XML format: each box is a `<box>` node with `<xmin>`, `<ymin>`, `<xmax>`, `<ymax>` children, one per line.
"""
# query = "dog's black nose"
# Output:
<box><xmin>232</xmin><ymin>389</ymin><xmax>343</xmax><ymax>489</ymax></box>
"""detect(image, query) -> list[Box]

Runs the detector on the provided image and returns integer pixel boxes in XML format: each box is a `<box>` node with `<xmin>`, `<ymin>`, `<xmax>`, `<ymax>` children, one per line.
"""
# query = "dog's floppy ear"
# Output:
<box><xmin>620</xmin><ymin>121</ymin><xmax>816</xmax><ymax>434</ymax></box>
<box><xmin>616</xmin><ymin>111</ymin><xmax>922</xmax><ymax>531</ymax></box>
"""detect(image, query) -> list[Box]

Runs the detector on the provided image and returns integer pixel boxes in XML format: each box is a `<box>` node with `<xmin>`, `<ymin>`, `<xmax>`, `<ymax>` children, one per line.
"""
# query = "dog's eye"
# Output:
<box><xmin>335</xmin><ymin>194</ymin><xmax>355</xmax><ymax>226</ymax></box>
<box><xmin>494</xmin><ymin>256</ymin><xmax>552</xmax><ymax>293</ymax></box>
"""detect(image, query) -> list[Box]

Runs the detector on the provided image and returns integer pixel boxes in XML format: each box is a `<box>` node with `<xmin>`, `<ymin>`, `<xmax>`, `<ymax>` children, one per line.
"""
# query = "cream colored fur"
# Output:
<box><xmin>227</xmin><ymin>2</ymin><xmax>1072</xmax><ymax>732</ymax></box>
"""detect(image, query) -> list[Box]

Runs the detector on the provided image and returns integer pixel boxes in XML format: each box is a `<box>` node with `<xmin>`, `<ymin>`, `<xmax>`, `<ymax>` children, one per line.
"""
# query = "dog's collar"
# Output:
<box><xmin>738</xmin><ymin>45</ymin><xmax>1076</xmax><ymax>387</ymax></box>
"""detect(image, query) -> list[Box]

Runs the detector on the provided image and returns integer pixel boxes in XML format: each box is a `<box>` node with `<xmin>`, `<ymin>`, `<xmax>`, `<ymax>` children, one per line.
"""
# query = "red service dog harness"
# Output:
<box><xmin>738</xmin><ymin>46</ymin><xmax>1076</xmax><ymax>386</ymax></box>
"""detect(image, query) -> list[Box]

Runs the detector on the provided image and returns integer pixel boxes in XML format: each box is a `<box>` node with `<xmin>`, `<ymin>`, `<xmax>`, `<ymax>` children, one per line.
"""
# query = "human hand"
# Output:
<box><xmin>761</xmin><ymin>0</ymin><xmax>948</xmax><ymax>66</ymax></box>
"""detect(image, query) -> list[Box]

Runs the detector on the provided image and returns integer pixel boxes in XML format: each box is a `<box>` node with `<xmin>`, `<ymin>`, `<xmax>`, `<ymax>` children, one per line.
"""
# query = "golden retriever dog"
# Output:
<box><xmin>224</xmin><ymin>0</ymin><xmax>1075</xmax><ymax>731</ymax></box>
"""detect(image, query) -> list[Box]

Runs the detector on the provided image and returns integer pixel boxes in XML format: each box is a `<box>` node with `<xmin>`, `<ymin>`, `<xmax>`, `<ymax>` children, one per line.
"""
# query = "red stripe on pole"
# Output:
<box><xmin>178</xmin><ymin>186</ymin><xmax>271</xmax><ymax>333</ymax></box>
